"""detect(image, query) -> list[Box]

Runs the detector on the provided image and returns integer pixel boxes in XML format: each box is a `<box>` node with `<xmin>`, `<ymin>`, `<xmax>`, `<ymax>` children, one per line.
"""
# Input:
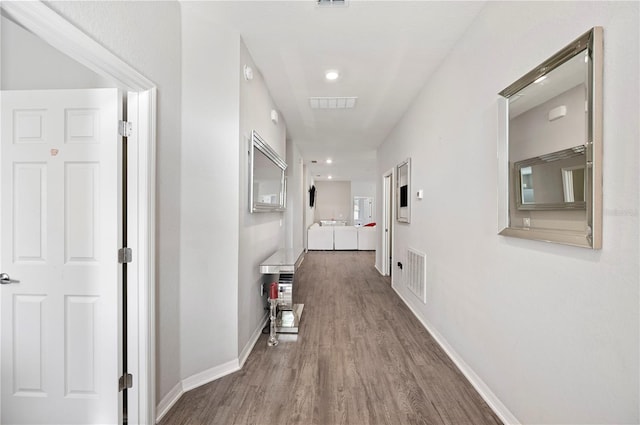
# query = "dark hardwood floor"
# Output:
<box><xmin>160</xmin><ymin>251</ymin><xmax>502</xmax><ymax>425</ymax></box>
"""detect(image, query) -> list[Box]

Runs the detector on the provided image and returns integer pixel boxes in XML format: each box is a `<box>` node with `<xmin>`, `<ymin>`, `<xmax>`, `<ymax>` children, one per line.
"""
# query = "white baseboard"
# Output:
<box><xmin>182</xmin><ymin>359</ymin><xmax>240</xmax><ymax>392</ymax></box>
<box><xmin>156</xmin><ymin>360</ymin><xmax>240</xmax><ymax>422</ymax></box>
<box><xmin>392</xmin><ymin>287</ymin><xmax>521</xmax><ymax>425</ymax></box>
<box><xmin>239</xmin><ymin>314</ymin><xmax>268</xmax><ymax>367</ymax></box>
<box><xmin>374</xmin><ymin>263</ymin><xmax>384</xmax><ymax>275</ymax></box>
<box><xmin>155</xmin><ymin>381</ymin><xmax>183</xmax><ymax>424</ymax></box>
<box><xmin>156</xmin><ymin>317</ymin><xmax>268</xmax><ymax>423</ymax></box>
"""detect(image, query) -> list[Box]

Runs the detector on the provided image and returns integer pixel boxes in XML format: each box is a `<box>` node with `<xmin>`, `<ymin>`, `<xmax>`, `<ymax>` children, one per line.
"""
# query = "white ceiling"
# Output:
<box><xmin>187</xmin><ymin>1</ymin><xmax>486</xmax><ymax>181</ymax></box>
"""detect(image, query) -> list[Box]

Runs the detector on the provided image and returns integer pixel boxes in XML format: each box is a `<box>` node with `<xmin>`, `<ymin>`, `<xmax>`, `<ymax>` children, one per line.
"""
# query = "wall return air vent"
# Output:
<box><xmin>309</xmin><ymin>97</ymin><xmax>357</xmax><ymax>109</ymax></box>
<box><xmin>407</xmin><ymin>248</ymin><xmax>427</xmax><ymax>304</ymax></box>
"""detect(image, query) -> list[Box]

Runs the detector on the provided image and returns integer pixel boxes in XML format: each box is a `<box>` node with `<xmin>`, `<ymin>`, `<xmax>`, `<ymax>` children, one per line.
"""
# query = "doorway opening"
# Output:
<box><xmin>0</xmin><ymin>3</ymin><xmax>156</xmax><ymax>424</ymax></box>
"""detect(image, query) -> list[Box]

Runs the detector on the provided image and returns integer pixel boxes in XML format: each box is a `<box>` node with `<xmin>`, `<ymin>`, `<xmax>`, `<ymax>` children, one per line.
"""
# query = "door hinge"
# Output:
<box><xmin>118</xmin><ymin>247</ymin><xmax>132</xmax><ymax>264</ymax></box>
<box><xmin>118</xmin><ymin>120</ymin><xmax>133</xmax><ymax>138</ymax></box>
<box><xmin>119</xmin><ymin>373</ymin><xmax>133</xmax><ymax>391</ymax></box>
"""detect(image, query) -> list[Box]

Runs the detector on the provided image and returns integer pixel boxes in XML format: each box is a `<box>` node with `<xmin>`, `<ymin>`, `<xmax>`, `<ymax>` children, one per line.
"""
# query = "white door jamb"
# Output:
<box><xmin>381</xmin><ymin>168</ymin><xmax>394</xmax><ymax>277</ymax></box>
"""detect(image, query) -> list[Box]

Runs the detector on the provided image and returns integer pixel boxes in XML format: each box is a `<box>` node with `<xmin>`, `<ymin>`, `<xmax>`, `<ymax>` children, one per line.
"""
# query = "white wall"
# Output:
<box><xmin>1</xmin><ymin>16</ymin><xmax>111</xmax><ymax>89</ymax></box>
<box><xmin>314</xmin><ymin>181</ymin><xmax>352</xmax><ymax>224</ymax></box>
<box><xmin>351</xmin><ymin>180</ymin><xmax>376</xmax><ymax>225</ymax></box>
<box><xmin>377</xmin><ymin>2</ymin><xmax>639</xmax><ymax>424</ymax></box>
<box><xmin>47</xmin><ymin>0</ymin><xmax>183</xmax><ymax>406</ymax></box>
<box><xmin>238</xmin><ymin>38</ymin><xmax>288</xmax><ymax>356</ymax></box>
<box><xmin>286</xmin><ymin>141</ymin><xmax>305</xmax><ymax>257</ymax></box>
<box><xmin>180</xmin><ymin>5</ymin><xmax>240</xmax><ymax>380</ymax></box>
<box><xmin>313</xmin><ymin>180</ymin><xmax>376</xmax><ymax>226</ymax></box>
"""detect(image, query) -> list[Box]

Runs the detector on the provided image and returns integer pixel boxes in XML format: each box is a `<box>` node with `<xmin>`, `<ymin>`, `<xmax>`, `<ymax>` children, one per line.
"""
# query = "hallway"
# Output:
<box><xmin>160</xmin><ymin>251</ymin><xmax>502</xmax><ymax>425</ymax></box>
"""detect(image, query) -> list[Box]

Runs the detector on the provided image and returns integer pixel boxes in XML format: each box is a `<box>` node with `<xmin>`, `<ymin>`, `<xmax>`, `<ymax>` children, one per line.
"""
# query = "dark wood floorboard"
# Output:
<box><xmin>160</xmin><ymin>251</ymin><xmax>502</xmax><ymax>425</ymax></box>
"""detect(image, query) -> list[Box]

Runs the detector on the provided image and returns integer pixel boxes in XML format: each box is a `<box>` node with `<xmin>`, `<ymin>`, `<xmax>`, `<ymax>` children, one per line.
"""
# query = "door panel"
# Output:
<box><xmin>13</xmin><ymin>163</ymin><xmax>47</xmax><ymax>262</ymax></box>
<box><xmin>1</xmin><ymin>89</ymin><xmax>121</xmax><ymax>424</ymax></box>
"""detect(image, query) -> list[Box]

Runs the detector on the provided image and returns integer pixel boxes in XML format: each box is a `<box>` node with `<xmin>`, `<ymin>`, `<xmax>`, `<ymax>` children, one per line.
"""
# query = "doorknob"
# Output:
<box><xmin>0</xmin><ymin>273</ymin><xmax>19</xmax><ymax>285</ymax></box>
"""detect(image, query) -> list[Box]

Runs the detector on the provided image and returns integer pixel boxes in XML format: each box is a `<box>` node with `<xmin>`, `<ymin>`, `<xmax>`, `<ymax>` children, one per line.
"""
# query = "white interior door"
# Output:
<box><xmin>1</xmin><ymin>88</ymin><xmax>121</xmax><ymax>424</ymax></box>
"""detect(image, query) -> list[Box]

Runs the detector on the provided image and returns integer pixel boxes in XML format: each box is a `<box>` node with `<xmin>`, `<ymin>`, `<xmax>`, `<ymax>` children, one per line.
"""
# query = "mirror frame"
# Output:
<box><xmin>249</xmin><ymin>130</ymin><xmax>287</xmax><ymax>213</ymax></box>
<box><xmin>397</xmin><ymin>158</ymin><xmax>411</xmax><ymax>223</ymax></box>
<box><xmin>497</xmin><ymin>27</ymin><xmax>603</xmax><ymax>248</ymax></box>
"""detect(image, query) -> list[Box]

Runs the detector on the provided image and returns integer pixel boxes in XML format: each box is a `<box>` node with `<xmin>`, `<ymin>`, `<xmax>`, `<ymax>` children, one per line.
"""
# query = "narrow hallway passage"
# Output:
<box><xmin>161</xmin><ymin>252</ymin><xmax>502</xmax><ymax>425</ymax></box>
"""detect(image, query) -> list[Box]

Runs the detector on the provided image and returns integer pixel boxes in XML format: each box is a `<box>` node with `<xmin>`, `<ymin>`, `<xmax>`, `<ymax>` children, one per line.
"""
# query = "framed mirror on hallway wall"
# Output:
<box><xmin>249</xmin><ymin>130</ymin><xmax>287</xmax><ymax>213</ymax></box>
<box><xmin>498</xmin><ymin>27</ymin><xmax>603</xmax><ymax>249</ymax></box>
<box><xmin>397</xmin><ymin>158</ymin><xmax>411</xmax><ymax>223</ymax></box>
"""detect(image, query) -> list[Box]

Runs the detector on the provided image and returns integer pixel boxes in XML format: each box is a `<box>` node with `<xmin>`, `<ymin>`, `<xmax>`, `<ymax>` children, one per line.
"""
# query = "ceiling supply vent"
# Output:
<box><xmin>309</xmin><ymin>97</ymin><xmax>357</xmax><ymax>109</ymax></box>
<box><xmin>316</xmin><ymin>0</ymin><xmax>348</xmax><ymax>7</ymax></box>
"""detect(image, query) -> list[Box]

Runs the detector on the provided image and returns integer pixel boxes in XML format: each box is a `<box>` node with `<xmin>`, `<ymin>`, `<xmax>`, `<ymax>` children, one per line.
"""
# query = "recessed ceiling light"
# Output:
<box><xmin>328</xmin><ymin>175</ymin><xmax>333</xmax><ymax>179</ymax></box>
<box><xmin>534</xmin><ymin>75</ymin><xmax>547</xmax><ymax>84</ymax></box>
<box><xmin>326</xmin><ymin>159</ymin><xmax>332</xmax><ymax>164</ymax></box>
<box><xmin>325</xmin><ymin>70</ymin><xmax>339</xmax><ymax>81</ymax></box>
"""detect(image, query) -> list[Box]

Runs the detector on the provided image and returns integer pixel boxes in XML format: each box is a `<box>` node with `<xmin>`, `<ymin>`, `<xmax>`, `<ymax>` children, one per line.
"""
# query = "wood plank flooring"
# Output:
<box><xmin>160</xmin><ymin>251</ymin><xmax>502</xmax><ymax>425</ymax></box>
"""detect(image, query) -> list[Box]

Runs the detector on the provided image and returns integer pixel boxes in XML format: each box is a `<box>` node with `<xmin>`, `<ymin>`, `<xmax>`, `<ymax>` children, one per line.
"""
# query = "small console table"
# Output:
<box><xmin>259</xmin><ymin>249</ymin><xmax>304</xmax><ymax>334</ymax></box>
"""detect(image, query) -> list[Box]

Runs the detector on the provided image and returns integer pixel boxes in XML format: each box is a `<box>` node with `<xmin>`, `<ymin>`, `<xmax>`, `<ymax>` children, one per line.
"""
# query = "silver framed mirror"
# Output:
<box><xmin>249</xmin><ymin>130</ymin><xmax>287</xmax><ymax>213</ymax></box>
<box><xmin>498</xmin><ymin>27</ymin><xmax>603</xmax><ymax>248</ymax></box>
<box><xmin>397</xmin><ymin>158</ymin><xmax>410</xmax><ymax>223</ymax></box>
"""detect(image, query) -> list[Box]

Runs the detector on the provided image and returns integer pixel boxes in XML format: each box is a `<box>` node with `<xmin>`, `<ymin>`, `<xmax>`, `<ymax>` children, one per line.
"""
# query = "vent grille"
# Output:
<box><xmin>309</xmin><ymin>97</ymin><xmax>357</xmax><ymax>109</ymax></box>
<box><xmin>407</xmin><ymin>248</ymin><xmax>426</xmax><ymax>304</ymax></box>
<box><xmin>317</xmin><ymin>0</ymin><xmax>348</xmax><ymax>7</ymax></box>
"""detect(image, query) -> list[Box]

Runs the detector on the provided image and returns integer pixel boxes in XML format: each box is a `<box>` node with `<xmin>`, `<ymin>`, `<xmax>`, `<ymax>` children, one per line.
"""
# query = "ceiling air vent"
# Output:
<box><xmin>309</xmin><ymin>97</ymin><xmax>357</xmax><ymax>109</ymax></box>
<box><xmin>317</xmin><ymin>0</ymin><xmax>348</xmax><ymax>7</ymax></box>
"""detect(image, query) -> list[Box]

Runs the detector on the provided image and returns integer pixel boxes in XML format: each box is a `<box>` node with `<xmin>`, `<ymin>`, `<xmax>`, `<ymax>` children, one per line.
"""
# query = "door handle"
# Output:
<box><xmin>0</xmin><ymin>273</ymin><xmax>20</xmax><ymax>285</ymax></box>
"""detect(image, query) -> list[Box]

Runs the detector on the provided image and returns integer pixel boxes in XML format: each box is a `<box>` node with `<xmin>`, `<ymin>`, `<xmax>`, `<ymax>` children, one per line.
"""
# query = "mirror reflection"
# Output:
<box><xmin>515</xmin><ymin>146</ymin><xmax>586</xmax><ymax>209</ymax></box>
<box><xmin>253</xmin><ymin>148</ymin><xmax>283</xmax><ymax>205</ymax></box>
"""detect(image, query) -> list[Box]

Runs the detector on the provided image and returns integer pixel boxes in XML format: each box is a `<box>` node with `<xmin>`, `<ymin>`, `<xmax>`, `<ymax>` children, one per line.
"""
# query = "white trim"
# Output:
<box><xmin>155</xmin><ymin>382</ymin><xmax>183</xmax><ymax>424</ymax></box>
<box><xmin>182</xmin><ymin>360</ymin><xmax>240</xmax><ymax>392</ymax></box>
<box><xmin>134</xmin><ymin>88</ymin><xmax>157</xmax><ymax>425</ymax></box>
<box><xmin>0</xmin><ymin>2</ymin><xmax>158</xmax><ymax>424</ymax></box>
<box><xmin>374</xmin><ymin>264</ymin><xmax>385</xmax><ymax>276</ymax></box>
<box><xmin>392</xmin><ymin>288</ymin><xmax>521</xmax><ymax>425</ymax></box>
<box><xmin>1</xmin><ymin>1</ymin><xmax>154</xmax><ymax>90</ymax></box>
<box><xmin>155</xmin><ymin>316</ymin><xmax>267</xmax><ymax>423</ymax></box>
<box><xmin>240</xmin><ymin>315</ymin><xmax>268</xmax><ymax>367</ymax></box>
<box><xmin>379</xmin><ymin>168</ymin><xmax>394</xmax><ymax>276</ymax></box>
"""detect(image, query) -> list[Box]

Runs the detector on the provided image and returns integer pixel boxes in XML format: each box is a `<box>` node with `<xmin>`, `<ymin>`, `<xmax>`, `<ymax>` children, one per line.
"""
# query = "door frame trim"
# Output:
<box><xmin>1</xmin><ymin>2</ymin><xmax>157</xmax><ymax>423</ymax></box>
<box><xmin>381</xmin><ymin>168</ymin><xmax>395</xmax><ymax>276</ymax></box>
